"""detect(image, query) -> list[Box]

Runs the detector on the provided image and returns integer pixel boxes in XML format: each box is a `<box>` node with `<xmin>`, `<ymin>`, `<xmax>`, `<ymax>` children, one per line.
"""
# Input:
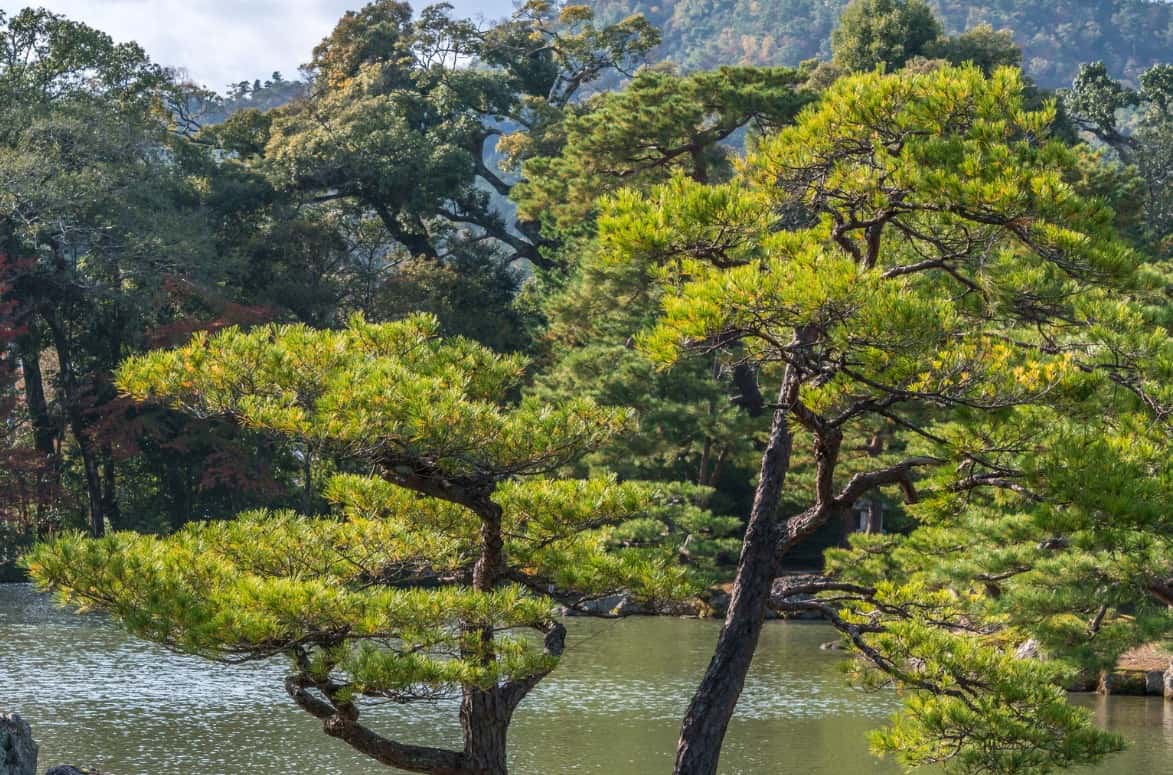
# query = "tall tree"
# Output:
<box><xmin>0</xmin><ymin>8</ymin><xmax>226</xmax><ymax>536</ymax></box>
<box><xmin>515</xmin><ymin>63</ymin><xmax>813</xmax><ymax>525</ymax></box>
<box><xmin>831</xmin><ymin>0</ymin><xmax>943</xmax><ymax>72</ymax></box>
<box><xmin>28</xmin><ymin>314</ymin><xmax>710</xmax><ymax>774</ymax></box>
<box><xmin>1065</xmin><ymin>61</ymin><xmax>1172</xmax><ymax>255</ymax></box>
<box><xmin>594</xmin><ymin>65</ymin><xmax>1168</xmax><ymax>774</ymax></box>
<box><xmin>250</xmin><ymin>1</ymin><xmax>657</xmax><ymax>271</ymax></box>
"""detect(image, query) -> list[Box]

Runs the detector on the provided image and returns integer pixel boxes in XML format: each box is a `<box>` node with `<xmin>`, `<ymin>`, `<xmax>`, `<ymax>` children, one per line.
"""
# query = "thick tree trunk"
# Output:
<box><xmin>458</xmin><ymin>497</ymin><xmax>513</xmax><ymax>774</ymax></box>
<box><xmin>459</xmin><ymin>688</ymin><xmax>513</xmax><ymax>775</ymax></box>
<box><xmin>674</xmin><ymin>369</ymin><xmax>800</xmax><ymax>775</ymax></box>
<box><xmin>18</xmin><ymin>339</ymin><xmax>56</xmax><ymax>459</ymax></box>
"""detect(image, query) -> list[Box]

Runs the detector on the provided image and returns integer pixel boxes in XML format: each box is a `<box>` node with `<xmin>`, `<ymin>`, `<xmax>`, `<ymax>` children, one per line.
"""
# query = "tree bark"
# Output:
<box><xmin>674</xmin><ymin>366</ymin><xmax>801</xmax><ymax>775</ymax></box>
<box><xmin>459</xmin><ymin>688</ymin><xmax>513</xmax><ymax>775</ymax></box>
<box><xmin>18</xmin><ymin>338</ymin><xmax>56</xmax><ymax>459</ymax></box>
<box><xmin>18</xmin><ymin>336</ymin><xmax>59</xmax><ymax>516</ymax></box>
<box><xmin>77</xmin><ymin>441</ymin><xmax>105</xmax><ymax>538</ymax></box>
<box><xmin>100</xmin><ymin>447</ymin><xmax>119</xmax><ymax>530</ymax></box>
<box><xmin>42</xmin><ymin>309</ymin><xmax>105</xmax><ymax>537</ymax></box>
<box><xmin>460</xmin><ymin>498</ymin><xmax>514</xmax><ymax>773</ymax></box>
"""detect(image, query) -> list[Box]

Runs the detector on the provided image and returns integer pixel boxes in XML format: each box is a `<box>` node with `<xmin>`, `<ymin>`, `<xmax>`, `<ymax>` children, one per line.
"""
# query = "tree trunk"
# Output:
<box><xmin>18</xmin><ymin>338</ymin><xmax>56</xmax><ymax>459</ymax></box>
<box><xmin>42</xmin><ymin>310</ymin><xmax>104</xmax><ymax>537</ymax></box>
<box><xmin>100</xmin><ymin>447</ymin><xmax>119</xmax><ymax>530</ymax></box>
<box><xmin>674</xmin><ymin>369</ymin><xmax>800</xmax><ymax>775</ymax></box>
<box><xmin>18</xmin><ymin>338</ymin><xmax>59</xmax><ymax>518</ymax></box>
<box><xmin>461</xmin><ymin>497</ymin><xmax>512</xmax><ymax>774</ymax></box>
<box><xmin>459</xmin><ymin>688</ymin><xmax>513</xmax><ymax>775</ymax></box>
<box><xmin>77</xmin><ymin>439</ymin><xmax>105</xmax><ymax>538</ymax></box>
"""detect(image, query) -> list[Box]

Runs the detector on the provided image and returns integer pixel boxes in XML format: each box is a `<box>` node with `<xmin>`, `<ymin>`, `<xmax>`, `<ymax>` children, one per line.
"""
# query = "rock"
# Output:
<box><xmin>562</xmin><ymin>593</ymin><xmax>647</xmax><ymax>617</ymax></box>
<box><xmin>819</xmin><ymin>640</ymin><xmax>847</xmax><ymax>651</ymax></box>
<box><xmin>1144</xmin><ymin>669</ymin><xmax>1165</xmax><ymax>696</ymax></box>
<box><xmin>1064</xmin><ymin>673</ymin><xmax>1098</xmax><ymax>693</ymax></box>
<box><xmin>610</xmin><ymin>595</ymin><xmax>645</xmax><ymax>617</ymax></box>
<box><xmin>702</xmin><ymin>590</ymin><xmax>731</xmax><ymax>618</ymax></box>
<box><xmin>1014</xmin><ymin>639</ymin><xmax>1042</xmax><ymax>660</ymax></box>
<box><xmin>0</xmin><ymin>713</ymin><xmax>38</xmax><ymax>775</ymax></box>
<box><xmin>45</xmin><ymin>768</ymin><xmax>106</xmax><ymax>775</ymax></box>
<box><xmin>1164</xmin><ymin>662</ymin><xmax>1173</xmax><ymax>702</ymax></box>
<box><xmin>1098</xmin><ymin>670</ymin><xmax>1149</xmax><ymax>696</ymax></box>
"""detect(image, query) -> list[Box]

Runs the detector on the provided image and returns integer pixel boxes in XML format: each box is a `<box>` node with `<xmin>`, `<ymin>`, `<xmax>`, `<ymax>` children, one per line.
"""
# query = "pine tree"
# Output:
<box><xmin>27</xmin><ymin>314</ymin><xmax>710</xmax><ymax>774</ymax></box>
<box><xmin>595</xmin><ymin>65</ymin><xmax>1170</xmax><ymax>774</ymax></box>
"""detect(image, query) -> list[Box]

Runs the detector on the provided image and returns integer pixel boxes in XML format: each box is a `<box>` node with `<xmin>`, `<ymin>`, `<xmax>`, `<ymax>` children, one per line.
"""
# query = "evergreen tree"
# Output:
<box><xmin>832</xmin><ymin>0</ymin><xmax>942</xmax><ymax>72</ymax></box>
<box><xmin>1065</xmin><ymin>61</ymin><xmax>1172</xmax><ymax>255</ymax></box>
<box><xmin>511</xmin><ymin>65</ymin><xmax>812</xmax><ymax>235</ymax></box>
<box><xmin>27</xmin><ymin>314</ymin><xmax>711</xmax><ymax>774</ymax></box>
<box><xmin>594</xmin><ymin>65</ymin><xmax>1170</xmax><ymax>774</ymax></box>
<box><xmin>0</xmin><ymin>8</ymin><xmax>237</xmax><ymax>537</ymax></box>
<box><xmin>254</xmin><ymin>0</ymin><xmax>657</xmax><ymax>270</ymax></box>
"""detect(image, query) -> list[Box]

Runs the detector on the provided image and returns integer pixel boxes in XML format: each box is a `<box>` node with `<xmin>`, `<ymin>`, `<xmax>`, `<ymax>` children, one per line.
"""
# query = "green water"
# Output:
<box><xmin>0</xmin><ymin>584</ymin><xmax>1168</xmax><ymax>774</ymax></box>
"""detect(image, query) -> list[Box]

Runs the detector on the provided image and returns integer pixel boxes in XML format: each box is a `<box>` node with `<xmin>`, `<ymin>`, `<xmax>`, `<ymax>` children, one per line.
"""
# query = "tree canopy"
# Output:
<box><xmin>3</xmin><ymin>2</ymin><xmax>1171</xmax><ymax>774</ymax></box>
<box><xmin>586</xmin><ymin>0</ymin><xmax>1172</xmax><ymax>87</ymax></box>
<box><xmin>28</xmin><ymin>314</ymin><xmax>712</xmax><ymax>774</ymax></box>
<box><xmin>594</xmin><ymin>64</ymin><xmax>1171</xmax><ymax>774</ymax></box>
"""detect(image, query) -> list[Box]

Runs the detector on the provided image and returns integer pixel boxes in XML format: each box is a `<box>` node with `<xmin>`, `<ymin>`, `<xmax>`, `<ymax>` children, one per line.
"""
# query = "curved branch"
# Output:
<box><xmin>285</xmin><ymin>674</ymin><xmax>469</xmax><ymax>774</ymax></box>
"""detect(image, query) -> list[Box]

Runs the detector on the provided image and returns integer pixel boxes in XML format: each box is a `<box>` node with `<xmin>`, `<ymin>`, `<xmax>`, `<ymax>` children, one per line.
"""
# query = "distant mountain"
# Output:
<box><xmin>587</xmin><ymin>0</ymin><xmax>1172</xmax><ymax>87</ymax></box>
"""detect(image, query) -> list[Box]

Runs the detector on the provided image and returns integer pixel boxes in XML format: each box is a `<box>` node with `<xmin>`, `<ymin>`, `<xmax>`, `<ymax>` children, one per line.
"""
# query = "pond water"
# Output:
<box><xmin>0</xmin><ymin>584</ymin><xmax>1169</xmax><ymax>774</ymax></box>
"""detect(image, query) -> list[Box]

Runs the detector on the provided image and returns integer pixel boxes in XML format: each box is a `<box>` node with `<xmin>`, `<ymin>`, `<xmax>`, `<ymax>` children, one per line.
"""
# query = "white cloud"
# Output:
<box><xmin>0</xmin><ymin>1</ymin><xmax>514</xmax><ymax>91</ymax></box>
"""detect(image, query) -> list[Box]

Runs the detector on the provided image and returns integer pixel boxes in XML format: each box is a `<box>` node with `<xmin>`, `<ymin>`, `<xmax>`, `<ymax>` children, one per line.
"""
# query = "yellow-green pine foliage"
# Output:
<box><xmin>27</xmin><ymin>313</ymin><xmax>711</xmax><ymax>732</ymax></box>
<box><xmin>597</xmin><ymin>64</ymin><xmax>1170</xmax><ymax>773</ymax></box>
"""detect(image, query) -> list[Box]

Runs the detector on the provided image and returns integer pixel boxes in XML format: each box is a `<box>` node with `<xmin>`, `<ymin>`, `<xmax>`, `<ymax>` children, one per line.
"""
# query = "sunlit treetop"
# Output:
<box><xmin>116</xmin><ymin>312</ymin><xmax>628</xmax><ymax>482</ymax></box>
<box><xmin>596</xmin><ymin>64</ymin><xmax>1171</xmax><ymax>774</ymax></box>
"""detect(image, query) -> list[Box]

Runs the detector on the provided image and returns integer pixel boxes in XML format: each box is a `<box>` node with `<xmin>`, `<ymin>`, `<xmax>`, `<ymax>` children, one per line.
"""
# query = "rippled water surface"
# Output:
<box><xmin>1</xmin><ymin>584</ymin><xmax>1169</xmax><ymax>774</ymax></box>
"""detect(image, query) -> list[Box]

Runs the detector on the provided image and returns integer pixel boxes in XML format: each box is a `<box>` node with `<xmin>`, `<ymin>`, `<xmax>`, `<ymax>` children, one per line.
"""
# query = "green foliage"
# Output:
<box><xmin>1065</xmin><ymin>61</ymin><xmax>1173</xmax><ymax>255</ymax></box>
<box><xmin>6</xmin><ymin>1</ymin><xmax>1173</xmax><ymax>772</ymax></box>
<box><xmin>832</xmin><ymin>0</ymin><xmax>943</xmax><ymax>73</ymax></box>
<box><xmin>586</xmin><ymin>0</ymin><xmax>1172</xmax><ymax>88</ymax></box>
<box><xmin>116</xmin><ymin>313</ymin><xmax>623</xmax><ymax>473</ymax></box>
<box><xmin>513</xmin><ymin>65</ymin><xmax>812</xmax><ymax>233</ymax></box>
<box><xmin>515</xmin><ymin>61</ymin><xmax>813</xmax><ymax>529</ymax></box>
<box><xmin>243</xmin><ymin>0</ymin><xmax>657</xmax><ymax>270</ymax></box>
<box><xmin>597</xmin><ymin>64</ymin><xmax>1169</xmax><ymax>773</ymax></box>
<box><xmin>0</xmin><ymin>7</ymin><xmax>288</xmax><ymax>537</ymax></box>
<box><xmin>865</xmin><ymin>621</ymin><xmax>1125</xmax><ymax>774</ymax></box>
<box><xmin>926</xmin><ymin>24</ymin><xmax>1021</xmax><ymax>74</ymax></box>
<box><xmin>28</xmin><ymin>314</ymin><xmax>717</xmax><ymax>769</ymax></box>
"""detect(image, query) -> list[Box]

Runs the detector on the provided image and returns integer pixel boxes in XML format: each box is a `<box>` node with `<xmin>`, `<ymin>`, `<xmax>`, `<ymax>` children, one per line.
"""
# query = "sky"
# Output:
<box><xmin>0</xmin><ymin>0</ymin><xmax>516</xmax><ymax>91</ymax></box>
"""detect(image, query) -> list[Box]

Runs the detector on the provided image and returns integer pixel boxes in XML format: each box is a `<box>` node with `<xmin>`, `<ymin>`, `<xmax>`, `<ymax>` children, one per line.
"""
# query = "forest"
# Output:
<box><xmin>587</xmin><ymin>0</ymin><xmax>1173</xmax><ymax>87</ymax></box>
<box><xmin>0</xmin><ymin>1</ymin><xmax>1170</xmax><ymax>774</ymax></box>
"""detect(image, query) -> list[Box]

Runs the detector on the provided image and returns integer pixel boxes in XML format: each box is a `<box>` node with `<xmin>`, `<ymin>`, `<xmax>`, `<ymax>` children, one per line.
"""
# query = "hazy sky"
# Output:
<box><xmin>0</xmin><ymin>1</ymin><xmax>516</xmax><ymax>91</ymax></box>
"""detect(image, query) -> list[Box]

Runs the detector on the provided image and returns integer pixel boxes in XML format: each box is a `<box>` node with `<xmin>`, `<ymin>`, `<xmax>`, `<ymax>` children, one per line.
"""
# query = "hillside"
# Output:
<box><xmin>588</xmin><ymin>0</ymin><xmax>1173</xmax><ymax>86</ymax></box>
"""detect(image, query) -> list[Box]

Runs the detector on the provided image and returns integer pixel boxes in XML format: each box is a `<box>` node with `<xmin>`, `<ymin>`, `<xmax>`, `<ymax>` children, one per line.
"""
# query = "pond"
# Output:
<box><xmin>0</xmin><ymin>584</ymin><xmax>1169</xmax><ymax>774</ymax></box>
